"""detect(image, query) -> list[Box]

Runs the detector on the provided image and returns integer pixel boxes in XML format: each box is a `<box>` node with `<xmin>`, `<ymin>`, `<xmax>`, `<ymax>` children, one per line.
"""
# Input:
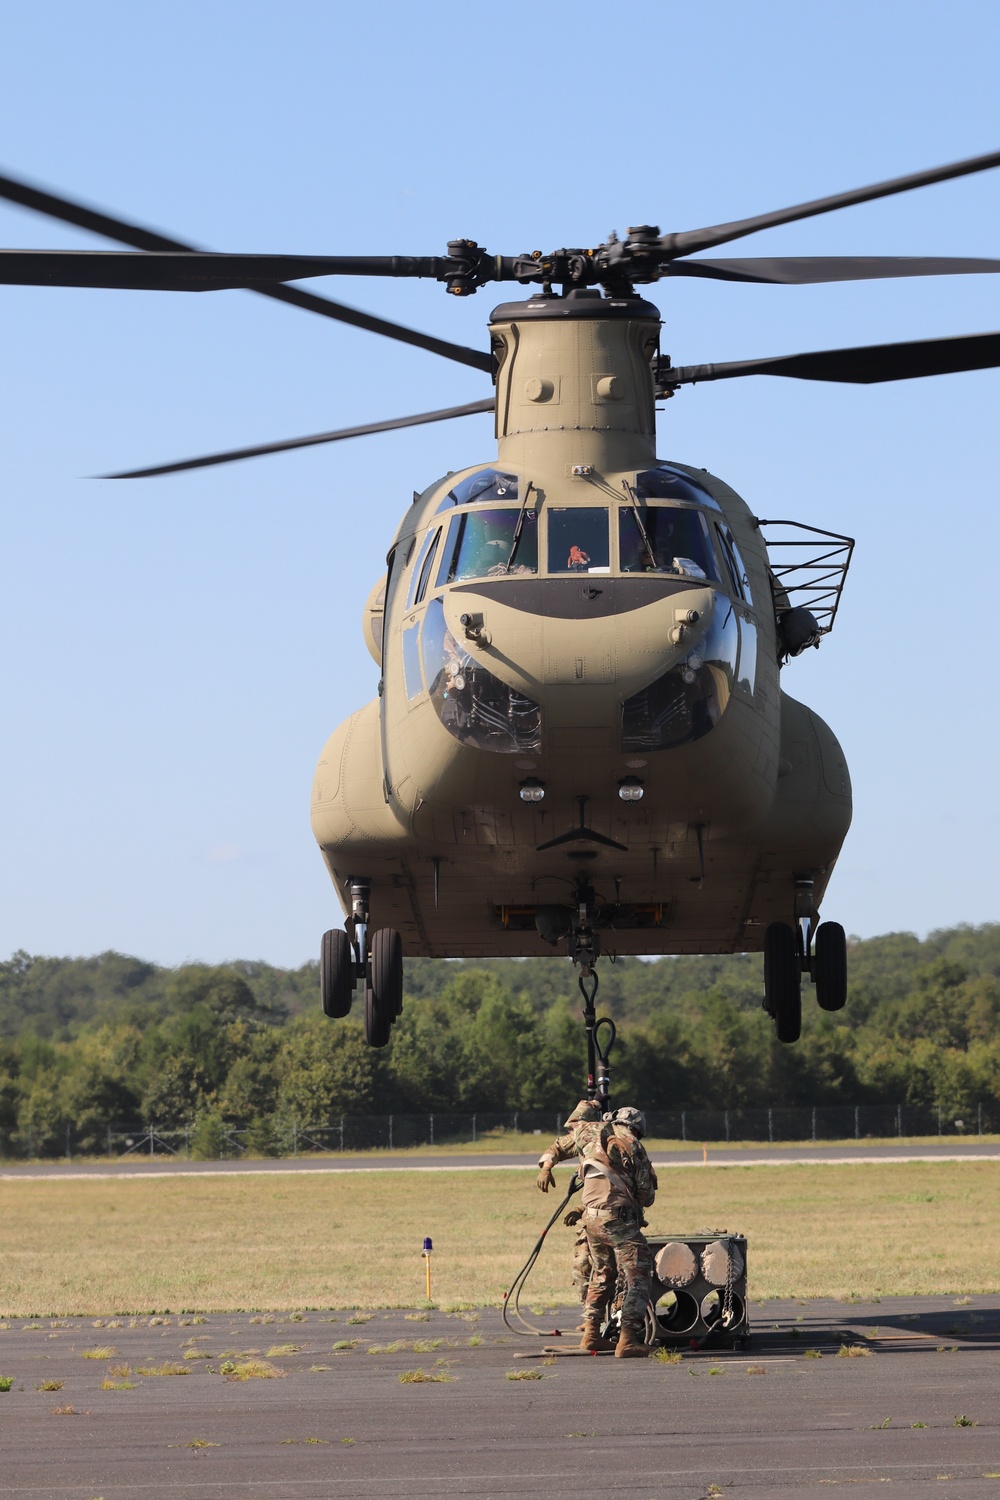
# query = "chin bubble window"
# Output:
<box><xmin>619</xmin><ymin>504</ymin><xmax>720</xmax><ymax>580</ymax></box>
<box><xmin>421</xmin><ymin>598</ymin><xmax>542</xmax><ymax>753</ymax></box>
<box><xmin>547</xmin><ymin>507</ymin><xmax>610</xmax><ymax>574</ymax></box>
<box><xmin>621</xmin><ymin>596</ymin><xmax>738</xmax><ymax>750</ymax></box>
<box><xmin>437</xmin><ymin>507</ymin><xmax>538</xmax><ymax>584</ymax></box>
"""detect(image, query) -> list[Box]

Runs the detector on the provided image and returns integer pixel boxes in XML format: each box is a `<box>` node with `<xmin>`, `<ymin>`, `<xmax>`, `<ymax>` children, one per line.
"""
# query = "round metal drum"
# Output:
<box><xmin>654</xmin><ymin>1240</ymin><xmax>697</xmax><ymax>1287</ymax></box>
<box><xmin>700</xmin><ymin>1238</ymin><xmax>744</xmax><ymax>1286</ymax></box>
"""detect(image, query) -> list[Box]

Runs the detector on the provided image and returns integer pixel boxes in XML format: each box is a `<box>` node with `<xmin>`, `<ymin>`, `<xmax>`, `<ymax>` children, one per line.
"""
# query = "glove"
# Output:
<box><xmin>563</xmin><ymin>1208</ymin><xmax>583</xmax><ymax>1227</ymax></box>
<box><xmin>536</xmin><ymin>1167</ymin><xmax>556</xmax><ymax>1193</ymax></box>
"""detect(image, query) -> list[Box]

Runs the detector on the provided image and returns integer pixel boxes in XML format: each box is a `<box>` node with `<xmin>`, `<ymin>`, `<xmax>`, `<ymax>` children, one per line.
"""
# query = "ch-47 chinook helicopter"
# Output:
<box><xmin>3</xmin><ymin>150</ymin><xmax>1000</xmax><ymax>1061</ymax></box>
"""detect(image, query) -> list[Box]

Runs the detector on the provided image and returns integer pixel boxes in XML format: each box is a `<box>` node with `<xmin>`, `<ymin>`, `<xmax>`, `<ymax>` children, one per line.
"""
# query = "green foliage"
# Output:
<box><xmin>1</xmin><ymin>924</ymin><xmax>1000</xmax><ymax>1157</ymax></box>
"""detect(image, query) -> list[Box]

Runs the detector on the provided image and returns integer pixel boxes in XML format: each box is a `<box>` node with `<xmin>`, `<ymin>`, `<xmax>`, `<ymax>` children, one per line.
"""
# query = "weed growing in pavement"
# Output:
<box><xmin>35</xmin><ymin>1380</ymin><xmax>64</xmax><ymax>1391</ymax></box>
<box><xmin>912</xmin><ymin>1422</ymin><xmax>927</xmax><ymax>1428</ymax></box>
<box><xmin>183</xmin><ymin>1350</ymin><xmax>213</xmax><ymax>1360</ymax></box>
<box><xmin>804</xmin><ymin>1349</ymin><xmax>823</xmax><ymax>1358</ymax></box>
<box><xmin>653</xmin><ymin>1348</ymin><xmax>682</xmax><ymax>1365</ymax></box>
<box><xmin>870</xmin><ymin>1417</ymin><xmax>892</xmax><ymax>1430</ymax></box>
<box><xmin>288</xmin><ymin>1313</ymin><xmax>306</xmax><ymax>1322</ymax></box>
<box><xmin>108</xmin><ymin>1365</ymin><xmax>131</xmax><ymax>1378</ymax></box>
<box><xmin>746</xmin><ymin>1365</ymin><xmax>766</xmax><ymax>1375</ymax></box>
<box><xmin>332</xmin><ymin>1340</ymin><xmax>359</xmax><ymax>1352</ymax></box>
<box><xmin>707</xmin><ymin>1366</ymin><xmax>724</xmax><ymax>1376</ymax></box>
<box><xmin>954</xmin><ymin>1414</ymin><xmax>977</xmax><ymax>1427</ymax></box>
<box><xmin>186</xmin><ymin>1439</ymin><xmax>219</xmax><ymax>1448</ymax></box>
<box><xmin>82</xmin><ymin>1347</ymin><xmax>118</xmax><ymax>1360</ymax></box>
<box><xmin>405</xmin><ymin>1313</ymin><xmax>431</xmax><ymax>1322</ymax></box>
<box><xmin>51</xmin><ymin>1404</ymin><xmax>77</xmax><ymax>1414</ymax></box>
<box><xmin>341</xmin><ymin>1438</ymin><xmax>355</xmax><ymax>1445</ymax></box>
<box><xmin>0</xmin><ymin>1377</ymin><xmax>14</xmax><ymax>1392</ymax></box>
<box><xmin>506</xmin><ymin>1369</ymin><xmax>545</xmax><ymax>1380</ymax></box>
<box><xmin>249</xmin><ymin>1316</ymin><xmax>274</xmax><ymax>1325</ymax></box>
<box><xmin>836</xmin><ymin>1345</ymin><xmax>871</xmax><ymax>1358</ymax></box>
<box><xmin>467</xmin><ymin>1335</ymin><xmax>482</xmax><ymax>1347</ymax></box>
<box><xmin>309</xmin><ymin>1365</ymin><xmax>331</xmax><ymax>1372</ymax></box>
<box><xmin>346</xmin><ymin>1314</ymin><xmax>371</xmax><ymax>1325</ymax></box>
<box><xmin>398</xmin><ymin>1368</ymin><xmax>453</xmax><ymax>1383</ymax></box>
<box><xmin>220</xmin><ymin>1360</ymin><xmax>285</xmax><ymax>1381</ymax></box>
<box><xmin>101</xmin><ymin>1378</ymin><xmax>135</xmax><ymax>1391</ymax></box>
<box><xmin>265</xmin><ymin>1345</ymin><xmax>299</xmax><ymax>1357</ymax></box>
<box><xmin>135</xmin><ymin>1363</ymin><xmax>189</xmax><ymax>1376</ymax></box>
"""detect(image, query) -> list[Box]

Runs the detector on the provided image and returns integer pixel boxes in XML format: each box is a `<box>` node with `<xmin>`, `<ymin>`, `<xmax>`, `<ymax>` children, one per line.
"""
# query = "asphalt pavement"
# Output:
<box><xmin>2</xmin><ymin>1296</ymin><xmax>1000</xmax><ymax>1496</ymax></box>
<box><xmin>3</xmin><ymin>1140</ymin><xmax>1000</xmax><ymax>1179</ymax></box>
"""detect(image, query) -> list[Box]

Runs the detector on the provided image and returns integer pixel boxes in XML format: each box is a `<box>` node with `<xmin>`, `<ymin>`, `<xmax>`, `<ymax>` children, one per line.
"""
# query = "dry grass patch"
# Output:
<box><xmin>101</xmin><ymin>1378</ymin><xmax>135</xmax><ymax>1390</ymax></box>
<box><xmin>35</xmin><ymin>1379</ymin><xmax>64</xmax><ymax>1391</ymax></box>
<box><xmin>398</xmin><ymin>1367</ymin><xmax>452</xmax><ymax>1383</ymax></box>
<box><xmin>220</xmin><ymin>1359</ymin><xmax>285</xmax><ymax>1381</ymax></box>
<box><xmin>4</xmin><ymin>1160</ymin><xmax>1000</xmax><ymax>1312</ymax></box>
<box><xmin>82</xmin><ymin>1346</ymin><xmax>118</xmax><ymax>1360</ymax></box>
<box><xmin>182</xmin><ymin>1349</ymin><xmax>213</xmax><ymax>1360</ymax></box>
<box><xmin>506</xmin><ymin>1368</ymin><xmax>545</xmax><ymax>1380</ymax></box>
<box><xmin>264</xmin><ymin>1344</ymin><xmax>299</xmax><ymax>1357</ymax></box>
<box><xmin>135</xmin><ymin>1362</ymin><xmax>189</xmax><ymax>1376</ymax></box>
<box><xmin>837</xmin><ymin>1344</ymin><xmax>872</xmax><ymax>1358</ymax></box>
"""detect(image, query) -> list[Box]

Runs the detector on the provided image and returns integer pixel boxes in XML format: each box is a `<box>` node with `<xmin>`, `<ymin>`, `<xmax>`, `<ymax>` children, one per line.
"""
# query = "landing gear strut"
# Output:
<box><xmin>320</xmin><ymin>876</ymin><xmax>404</xmax><ymax>1049</ymax></box>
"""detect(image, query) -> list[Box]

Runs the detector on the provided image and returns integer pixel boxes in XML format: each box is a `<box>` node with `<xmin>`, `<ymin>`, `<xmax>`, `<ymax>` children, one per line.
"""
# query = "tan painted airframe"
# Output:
<box><xmin>311</xmin><ymin>291</ymin><xmax>851</xmax><ymax>958</ymax></box>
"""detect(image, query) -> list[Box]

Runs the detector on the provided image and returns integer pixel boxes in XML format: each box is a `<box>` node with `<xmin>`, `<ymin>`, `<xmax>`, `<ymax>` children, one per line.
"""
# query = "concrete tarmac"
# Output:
<box><xmin>4</xmin><ymin>1140</ymin><xmax>1000</xmax><ymax>1180</ymax></box>
<box><xmin>2</xmin><ymin>1297</ymin><xmax>1000</xmax><ymax>1496</ymax></box>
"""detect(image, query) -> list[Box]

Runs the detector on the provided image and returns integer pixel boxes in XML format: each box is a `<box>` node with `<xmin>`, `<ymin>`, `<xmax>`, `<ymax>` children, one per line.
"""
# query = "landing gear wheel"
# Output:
<box><xmin>764</xmin><ymin>922</ymin><xmax>801</xmax><ymax>1044</ymax></box>
<box><xmin>814</xmin><ymin>921</ymin><xmax>847</xmax><ymax>1011</ymax></box>
<box><xmin>320</xmin><ymin>929</ymin><xmax>354</xmax><ymax>1018</ymax></box>
<box><xmin>363</xmin><ymin>928</ymin><xmax>402</xmax><ymax>1047</ymax></box>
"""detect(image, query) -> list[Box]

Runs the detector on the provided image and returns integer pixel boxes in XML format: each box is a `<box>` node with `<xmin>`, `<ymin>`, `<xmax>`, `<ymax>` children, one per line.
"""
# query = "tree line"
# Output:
<box><xmin>1</xmin><ymin>923</ymin><xmax>999</xmax><ymax>1157</ymax></box>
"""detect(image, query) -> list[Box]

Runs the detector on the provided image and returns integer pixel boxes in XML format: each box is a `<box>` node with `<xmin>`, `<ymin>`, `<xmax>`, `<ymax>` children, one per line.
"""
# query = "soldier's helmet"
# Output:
<box><xmin>612</xmin><ymin>1106</ymin><xmax>647</xmax><ymax>1138</ymax></box>
<box><xmin>564</xmin><ymin>1099</ymin><xmax>602</xmax><ymax>1128</ymax></box>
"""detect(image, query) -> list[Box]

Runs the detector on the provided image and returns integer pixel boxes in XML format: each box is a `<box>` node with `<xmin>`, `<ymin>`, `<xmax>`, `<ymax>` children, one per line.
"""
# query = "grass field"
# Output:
<box><xmin>3</xmin><ymin>1160</ymin><xmax>999</xmax><ymax>1316</ymax></box>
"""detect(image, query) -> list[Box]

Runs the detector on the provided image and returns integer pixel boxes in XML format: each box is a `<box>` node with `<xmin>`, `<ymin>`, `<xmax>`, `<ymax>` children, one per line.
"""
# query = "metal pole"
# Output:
<box><xmin>472</xmin><ymin>1113</ymin><xmax>476</xmax><ymax>1145</ymax></box>
<box><xmin>978</xmin><ymin>1102</ymin><xmax>983</xmax><ymax>1136</ymax></box>
<box><xmin>340</xmin><ymin>1115</ymin><xmax>345</xmax><ymax>1152</ymax></box>
<box><xmin>937</xmin><ymin>1107</ymin><xmax>942</xmax><ymax>1136</ymax></box>
<box><xmin>854</xmin><ymin>1106</ymin><xmax>860</xmax><ymax>1140</ymax></box>
<box><xmin>389</xmin><ymin>1114</ymin><xmax>393</xmax><ymax>1150</ymax></box>
<box><xmin>768</xmin><ymin>1108</ymin><xmax>773</xmax><ymax>1144</ymax></box>
<box><xmin>897</xmin><ymin>1104</ymin><xmax>902</xmax><ymax>1138</ymax></box>
<box><xmin>681</xmin><ymin>1110</ymin><xmax>686</xmax><ymax>1143</ymax></box>
<box><xmin>724</xmin><ymin>1109</ymin><xmax>730</xmax><ymax>1143</ymax></box>
<box><xmin>429</xmin><ymin>1113</ymin><xmax>434</xmax><ymax>1146</ymax></box>
<box><xmin>293</xmin><ymin>1121</ymin><xmax>298</xmax><ymax>1157</ymax></box>
<box><xmin>185</xmin><ymin>1126</ymin><xmax>190</xmax><ymax>1158</ymax></box>
<box><xmin>107</xmin><ymin>1125</ymin><xmax>112</xmax><ymax>1156</ymax></box>
<box><xmin>812</xmin><ymin>1107</ymin><xmax>816</xmax><ymax>1143</ymax></box>
<box><xmin>66</xmin><ymin>1124</ymin><xmax>71</xmax><ymax>1161</ymax></box>
<box><xmin>149</xmin><ymin>1125</ymin><xmax>154</xmax><ymax>1157</ymax></box>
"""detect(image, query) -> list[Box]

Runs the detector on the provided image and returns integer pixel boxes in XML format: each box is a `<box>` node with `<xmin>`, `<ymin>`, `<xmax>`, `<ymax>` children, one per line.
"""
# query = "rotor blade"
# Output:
<box><xmin>667</xmin><ymin>254</ymin><xmax>1000</xmax><ymax>285</ymax></box>
<box><xmin>0</xmin><ymin>248</ymin><xmax>451</xmax><ymax>290</ymax></box>
<box><xmin>0</xmin><ymin>170</ymin><xmax>490</xmax><ymax>370</ymax></box>
<box><xmin>102</xmin><ymin>397</ymin><xmax>497</xmax><ymax>478</ymax></box>
<box><xmin>668</xmin><ymin>330</ymin><xmax>1000</xmax><ymax>387</ymax></box>
<box><xmin>660</xmin><ymin>148</ymin><xmax>1000</xmax><ymax>259</ymax></box>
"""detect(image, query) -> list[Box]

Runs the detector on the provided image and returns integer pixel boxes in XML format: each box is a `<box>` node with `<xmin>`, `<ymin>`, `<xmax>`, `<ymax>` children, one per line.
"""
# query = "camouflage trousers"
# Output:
<box><xmin>572</xmin><ymin>1228</ymin><xmax>593</xmax><ymax>1302</ymax></box>
<box><xmin>582</xmin><ymin>1208</ymin><xmax>654</xmax><ymax>1336</ymax></box>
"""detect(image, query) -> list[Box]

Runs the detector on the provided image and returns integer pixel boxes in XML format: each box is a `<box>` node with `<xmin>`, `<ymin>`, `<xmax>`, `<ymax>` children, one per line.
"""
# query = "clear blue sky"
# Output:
<box><xmin>0</xmin><ymin>1</ymin><xmax>997</xmax><ymax>966</ymax></box>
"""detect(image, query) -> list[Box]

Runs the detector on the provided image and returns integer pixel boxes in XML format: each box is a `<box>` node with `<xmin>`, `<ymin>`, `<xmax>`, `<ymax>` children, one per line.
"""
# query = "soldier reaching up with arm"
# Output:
<box><xmin>577</xmin><ymin>1106</ymin><xmax>658</xmax><ymax>1358</ymax></box>
<box><xmin>536</xmin><ymin>1099</ymin><xmax>602</xmax><ymax>1305</ymax></box>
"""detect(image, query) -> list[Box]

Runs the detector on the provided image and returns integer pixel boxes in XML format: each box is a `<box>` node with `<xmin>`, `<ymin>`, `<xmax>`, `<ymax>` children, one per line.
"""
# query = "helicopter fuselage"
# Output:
<box><xmin>311</xmin><ymin>292</ymin><xmax>852</xmax><ymax>957</ymax></box>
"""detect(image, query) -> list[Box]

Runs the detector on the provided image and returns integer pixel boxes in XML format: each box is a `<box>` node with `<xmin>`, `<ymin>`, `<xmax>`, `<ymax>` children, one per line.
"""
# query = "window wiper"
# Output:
<box><xmin>504</xmin><ymin>480</ymin><xmax>536</xmax><ymax>572</ymax></box>
<box><xmin>622</xmin><ymin>481</ymin><xmax>658</xmax><ymax>569</ymax></box>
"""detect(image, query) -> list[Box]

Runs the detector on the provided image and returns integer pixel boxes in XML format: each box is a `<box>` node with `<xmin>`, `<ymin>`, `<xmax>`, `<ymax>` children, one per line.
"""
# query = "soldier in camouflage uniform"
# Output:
<box><xmin>536</xmin><ymin>1099</ymin><xmax>602</xmax><ymax>1303</ymax></box>
<box><xmin>578</xmin><ymin>1106</ymin><xmax>657</xmax><ymax>1358</ymax></box>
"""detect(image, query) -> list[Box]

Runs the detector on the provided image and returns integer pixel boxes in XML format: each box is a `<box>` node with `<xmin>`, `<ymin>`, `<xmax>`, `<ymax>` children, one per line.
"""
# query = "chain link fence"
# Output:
<box><xmin>3</xmin><ymin>1101</ymin><xmax>999</xmax><ymax>1161</ymax></box>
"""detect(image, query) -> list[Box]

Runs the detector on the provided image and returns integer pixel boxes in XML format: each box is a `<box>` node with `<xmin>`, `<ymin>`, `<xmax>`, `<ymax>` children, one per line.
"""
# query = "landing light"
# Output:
<box><xmin>618</xmin><ymin>776</ymin><xmax>644</xmax><ymax>802</ymax></box>
<box><xmin>519</xmin><ymin>778</ymin><xmax>546</xmax><ymax>804</ymax></box>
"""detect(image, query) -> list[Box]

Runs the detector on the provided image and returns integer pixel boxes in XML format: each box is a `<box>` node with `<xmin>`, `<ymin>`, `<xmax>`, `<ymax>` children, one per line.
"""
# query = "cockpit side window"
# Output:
<box><xmin>716</xmin><ymin>524</ymin><xmax>753</xmax><ymax>605</ymax></box>
<box><xmin>619</xmin><ymin>505</ymin><xmax>720</xmax><ymax>581</ymax></box>
<box><xmin>437</xmin><ymin>507</ymin><xmax>538</xmax><ymax>585</ymax></box>
<box><xmin>435</xmin><ymin>469</ymin><xmax>519</xmax><ymax>512</ymax></box>
<box><xmin>414</xmin><ymin>528</ymin><xmax>441</xmax><ymax>605</ymax></box>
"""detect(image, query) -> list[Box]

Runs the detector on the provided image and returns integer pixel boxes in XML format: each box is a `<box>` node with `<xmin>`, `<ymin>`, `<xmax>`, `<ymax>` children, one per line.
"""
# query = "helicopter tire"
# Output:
<box><xmin>764</xmin><ymin>922</ymin><xmax>801</xmax><ymax>1044</ymax></box>
<box><xmin>813</xmin><ymin>921</ymin><xmax>848</xmax><ymax>1011</ymax></box>
<box><xmin>320</xmin><ymin>929</ymin><xmax>354</xmax><ymax>1019</ymax></box>
<box><xmin>370</xmin><ymin>927</ymin><xmax>404</xmax><ymax>1031</ymax></box>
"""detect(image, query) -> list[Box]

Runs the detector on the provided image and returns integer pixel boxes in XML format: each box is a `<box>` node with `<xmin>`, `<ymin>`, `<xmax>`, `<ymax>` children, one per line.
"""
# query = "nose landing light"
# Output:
<box><xmin>618</xmin><ymin>776</ymin><xmax>645</xmax><ymax>802</ymax></box>
<box><xmin>519</xmin><ymin>778</ymin><xmax>546</xmax><ymax>803</ymax></box>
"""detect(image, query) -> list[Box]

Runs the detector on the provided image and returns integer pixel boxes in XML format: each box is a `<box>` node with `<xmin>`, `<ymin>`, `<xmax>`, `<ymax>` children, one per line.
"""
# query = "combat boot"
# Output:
<box><xmin>579</xmin><ymin>1318</ymin><xmax>613</xmax><ymax>1352</ymax></box>
<box><xmin>614</xmin><ymin>1325</ymin><xmax>650</xmax><ymax>1358</ymax></box>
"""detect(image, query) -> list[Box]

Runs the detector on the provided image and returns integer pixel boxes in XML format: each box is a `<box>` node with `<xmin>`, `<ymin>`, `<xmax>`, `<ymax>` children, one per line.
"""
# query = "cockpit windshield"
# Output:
<box><xmin>435</xmin><ymin>469</ymin><xmax>519</xmax><ymax>512</ymax></box>
<box><xmin>635</xmin><ymin>464</ymin><xmax>722</xmax><ymax>510</ymax></box>
<box><xmin>619</xmin><ymin>504</ymin><xmax>720</xmax><ymax>581</ymax></box>
<box><xmin>437</xmin><ymin>507</ymin><xmax>538</xmax><ymax>585</ymax></box>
